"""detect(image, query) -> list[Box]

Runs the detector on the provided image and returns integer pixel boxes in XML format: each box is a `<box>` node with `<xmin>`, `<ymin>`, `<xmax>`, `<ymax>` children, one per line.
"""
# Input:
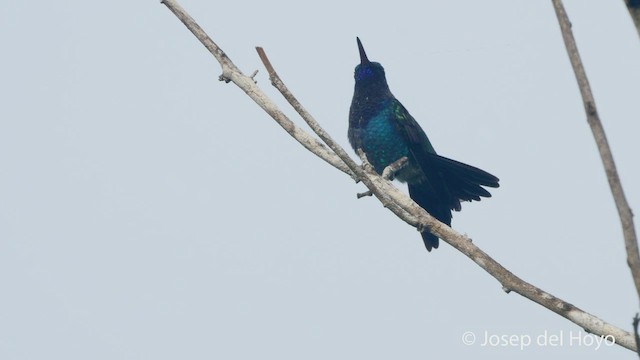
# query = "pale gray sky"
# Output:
<box><xmin>1</xmin><ymin>1</ymin><xmax>639</xmax><ymax>359</ymax></box>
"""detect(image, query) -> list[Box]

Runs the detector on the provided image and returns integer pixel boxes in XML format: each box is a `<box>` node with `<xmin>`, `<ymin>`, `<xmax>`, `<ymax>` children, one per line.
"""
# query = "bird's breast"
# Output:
<box><xmin>360</xmin><ymin>111</ymin><xmax>410</xmax><ymax>175</ymax></box>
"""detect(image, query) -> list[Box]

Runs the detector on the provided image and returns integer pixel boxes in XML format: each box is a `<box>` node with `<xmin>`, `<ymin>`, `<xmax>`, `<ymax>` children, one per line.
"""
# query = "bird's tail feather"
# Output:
<box><xmin>408</xmin><ymin>183</ymin><xmax>452</xmax><ymax>251</ymax></box>
<box><xmin>420</xmin><ymin>230</ymin><xmax>439</xmax><ymax>252</ymax></box>
<box><xmin>429</xmin><ymin>153</ymin><xmax>499</xmax><ymax>210</ymax></box>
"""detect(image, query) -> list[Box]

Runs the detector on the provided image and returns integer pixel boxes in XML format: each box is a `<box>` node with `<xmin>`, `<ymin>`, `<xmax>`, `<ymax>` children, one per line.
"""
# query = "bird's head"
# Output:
<box><xmin>353</xmin><ymin>37</ymin><xmax>388</xmax><ymax>88</ymax></box>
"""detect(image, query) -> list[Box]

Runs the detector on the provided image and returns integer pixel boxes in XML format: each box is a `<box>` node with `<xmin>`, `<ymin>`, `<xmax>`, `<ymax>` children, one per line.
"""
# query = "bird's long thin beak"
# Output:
<box><xmin>357</xmin><ymin>37</ymin><xmax>369</xmax><ymax>64</ymax></box>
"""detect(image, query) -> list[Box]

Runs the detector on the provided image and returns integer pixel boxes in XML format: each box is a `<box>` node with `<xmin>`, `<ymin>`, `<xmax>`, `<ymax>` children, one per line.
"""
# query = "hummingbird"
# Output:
<box><xmin>348</xmin><ymin>37</ymin><xmax>499</xmax><ymax>251</ymax></box>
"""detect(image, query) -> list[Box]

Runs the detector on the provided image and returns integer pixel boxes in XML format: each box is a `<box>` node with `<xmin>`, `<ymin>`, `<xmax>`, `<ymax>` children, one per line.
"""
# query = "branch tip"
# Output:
<box><xmin>256</xmin><ymin>47</ymin><xmax>276</xmax><ymax>78</ymax></box>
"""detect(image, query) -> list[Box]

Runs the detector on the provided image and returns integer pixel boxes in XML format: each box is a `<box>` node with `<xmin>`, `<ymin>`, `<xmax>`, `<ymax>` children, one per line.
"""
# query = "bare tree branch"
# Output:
<box><xmin>161</xmin><ymin>0</ymin><xmax>637</xmax><ymax>352</ymax></box>
<box><xmin>551</xmin><ymin>0</ymin><xmax>640</xmax><ymax>306</ymax></box>
<box><xmin>159</xmin><ymin>0</ymin><xmax>355</xmax><ymax>179</ymax></box>
<box><xmin>624</xmin><ymin>0</ymin><xmax>640</xmax><ymax>39</ymax></box>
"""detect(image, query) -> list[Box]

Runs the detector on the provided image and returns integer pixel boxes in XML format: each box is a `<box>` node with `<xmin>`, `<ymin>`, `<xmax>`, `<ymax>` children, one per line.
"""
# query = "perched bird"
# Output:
<box><xmin>348</xmin><ymin>38</ymin><xmax>499</xmax><ymax>251</ymax></box>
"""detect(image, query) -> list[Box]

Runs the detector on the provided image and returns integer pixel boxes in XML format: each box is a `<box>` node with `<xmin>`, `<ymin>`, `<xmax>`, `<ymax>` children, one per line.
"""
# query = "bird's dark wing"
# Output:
<box><xmin>388</xmin><ymin>99</ymin><xmax>499</xmax><ymax>211</ymax></box>
<box><xmin>388</xmin><ymin>99</ymin><xmax>436</xmax><ymax>155</ymax></box>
